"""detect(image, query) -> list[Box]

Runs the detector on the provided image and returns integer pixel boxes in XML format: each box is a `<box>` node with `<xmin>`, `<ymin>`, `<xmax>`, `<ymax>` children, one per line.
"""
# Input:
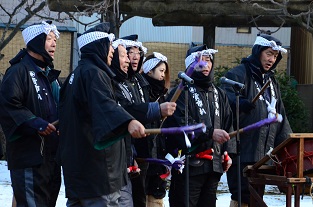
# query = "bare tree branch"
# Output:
<box><xmin>252</xmin><ymin>0</ymin><xmax>313</xmax><ymax>34</ymax></box>
<box><xmin>0</xmin><ymin>1</ymin><xmax>46</xmax><ymax>52</ymax></box>
<box><xmin>65</xmin><ymin>12</ymin><xmax>102</xmax><ymax>31</ymax></box>
<box><xmin>252</xmin><ymin>15</ymin><xmax>286</xmax><ymax>34</ymax></box>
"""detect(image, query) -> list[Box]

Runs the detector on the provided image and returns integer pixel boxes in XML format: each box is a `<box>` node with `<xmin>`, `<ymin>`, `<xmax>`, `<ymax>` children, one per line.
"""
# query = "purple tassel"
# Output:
<box><xmin>160</xmin><ymin>123</ymin><xmax>206</xmax><ymax>135</ymax></box>
<box><xmin>243</xmin><ymin>116</ymin><xmax>277</xmax><ymax>132</ymax></box>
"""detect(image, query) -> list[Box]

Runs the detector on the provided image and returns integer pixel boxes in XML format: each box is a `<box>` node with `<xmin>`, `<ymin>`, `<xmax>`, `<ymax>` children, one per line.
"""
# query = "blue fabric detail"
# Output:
<box><xmin>23</xmin><ymin>117</ymin><xmax>49</xmax><ymax>132</ymax></box>
<box><xmin>147</xmin><ymin>102</ymin><xmax>161</xmax><ymax>121</ymax></box>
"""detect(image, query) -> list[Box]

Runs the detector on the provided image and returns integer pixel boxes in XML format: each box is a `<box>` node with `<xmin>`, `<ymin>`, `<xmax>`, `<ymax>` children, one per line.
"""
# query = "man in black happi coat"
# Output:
<box><xmin>222</xmin><ymin>34</ymin><xmax>292</xmax><ymax>207</ymax></box>
<box><xmin>58</xmin><ymin>23</ymin><xmax>146</xmax><ymax>207</ymax></box>
<box><xmin>165</xmin><ymin>45</ymin><xmax>233</xmax><ymax>207</ymax></box>
<box><xmin>0</xmin><ymin>21</ymin><xmax>61</xmax><ymax>207</ymax></box>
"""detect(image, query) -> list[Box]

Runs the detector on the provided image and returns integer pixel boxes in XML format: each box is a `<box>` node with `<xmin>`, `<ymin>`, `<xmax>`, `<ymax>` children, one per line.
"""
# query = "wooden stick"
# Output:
<box><xmin>228</xmin><ymin>129</ymin><xmax>244</xmax><ymax>138</ymax></box>
<box><xmin>251</xmin><ymin>80</ymin><xmax>271</xmax><ymax>104</ymax></box>
<box><xmin>145</xmin><ymin>128</ymin><xmax>161</xmax><ymax>134</ymax></box>
<box><xmin>51</xmin><ymin>120</ymin><xmax>59</xmax><ymax>126</ymax></box>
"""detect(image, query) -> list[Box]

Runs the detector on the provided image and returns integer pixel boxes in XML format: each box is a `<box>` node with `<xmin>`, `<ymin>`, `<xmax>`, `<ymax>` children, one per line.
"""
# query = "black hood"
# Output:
<box><xmin>79</xmin><ymin>23</ymin><xmax>115</xmax><ymax>77</ymax></box>
<box><xmin>80</xmin><ymin>22</ymin><xmax>111</xmax><ymax>65</ymax></box>
<box><xmin>241</xmin><ymin>34</ymin><xmax>283</xmax><ymax>74</ymax></box>
<box><xmin>186</xmin><ymin>44</ymin><xmax>214</xmax><ymax>85</ymax></box>
<box><xmin>27</xmin><ymin>33</ymin><xmax>53</xmax><ymax>68</ymax></box>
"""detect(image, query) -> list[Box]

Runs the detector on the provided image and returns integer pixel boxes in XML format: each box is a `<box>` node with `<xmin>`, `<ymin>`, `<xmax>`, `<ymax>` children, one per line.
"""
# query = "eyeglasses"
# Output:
<box><xmin>128</xmin><ymin>51</ymin><xmax>143</xmax><ymax>57</ymax></box>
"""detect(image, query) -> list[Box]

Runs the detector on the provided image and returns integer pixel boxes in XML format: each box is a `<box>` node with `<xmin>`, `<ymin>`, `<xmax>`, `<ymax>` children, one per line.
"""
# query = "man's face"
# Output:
<box><xmin>127</xmin><ymin>47</ymin><xmax>142</xmax><ymax>71</ymax></box>
<box><xmin>45</xmin><ymin>32</ymin><xmax>57</xmax><ymax>59</ymax></box>
<box><xmin>118</xmin><ymin>45</ymin><xmax>130</xmax><ymax>73</ymax></box>
<box><xmin>107</xmin><ymin>44</ymin><xmax>114</xmax><ymax>66</ymax></box>
<box><xmin>260</xmin><ymin>48</ymin><xmax>279</xmax><ymax>71</ymax></box>
<box><xmin>200</xmin><ymin>55</ymin><xmax>212</xmax><ymax>76</ymax></box>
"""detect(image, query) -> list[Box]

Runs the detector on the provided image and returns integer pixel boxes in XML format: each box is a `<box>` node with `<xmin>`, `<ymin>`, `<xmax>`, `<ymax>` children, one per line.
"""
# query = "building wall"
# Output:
<box><xmin>0</xmin><ymin>28</ymin><xmax>73</xmax><ymax>78</ymax></box>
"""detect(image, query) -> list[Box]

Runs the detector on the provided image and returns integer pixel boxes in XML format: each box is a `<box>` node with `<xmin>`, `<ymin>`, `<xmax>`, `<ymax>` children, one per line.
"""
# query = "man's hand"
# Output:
<box><xmin>38</xmin><ymin>123</ymin><xmax>56</xmax><ymax>136</ymax></box>
<box><xmin>160</xmin><ymin>102</ymin><xmax>177</xmax><ymax>117</ymax></box>
<box><xmin>128</xmin><ymin>120</ymin><xmax>146</xmax><ymax>138</ymax></box>
<box><xmin>222</xmin><ymin>151</ymin><xmax>232</xmax><ymax>172</ymax></box>
<box><xmin>212</xmin><ymin>129</ymin><xmax>230</xmax><ymax>144</ymax></box>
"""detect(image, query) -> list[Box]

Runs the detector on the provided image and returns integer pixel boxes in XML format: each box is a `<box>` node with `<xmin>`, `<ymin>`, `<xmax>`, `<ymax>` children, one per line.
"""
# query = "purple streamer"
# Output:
<box><xmin>160</xmin><ymin>123</ymin><xmax>206</xmax><ymax>135</ymax></box>
<box><xmin>242</xmin><ymin>116</ymin><xmax>277</xmax><ymax>132</ymax></box>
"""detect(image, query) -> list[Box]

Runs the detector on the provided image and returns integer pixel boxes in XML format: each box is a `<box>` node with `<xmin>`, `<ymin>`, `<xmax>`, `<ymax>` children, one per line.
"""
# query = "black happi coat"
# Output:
<box><xmin>0</xmin><ymin>54</ymin><xmax>60</xmax><ymax>170</ymax></box>
<box><xmin>111</xmin><ymin>49</ymin><xmax>158</xmax><ymax>159</ymax></box>
<box><xmin>58</xmin><ymin>51</ymin><xmax>134</xmax><ymax>198</ymax></box>
<box><xmin>164</xmin><ymin>82</ymin><xmax>233</xmax><ymax>175</ymax></box>
<box><xmin>222</xmin><ymin>45</ymin><xmax>292</xmax><ymax>162</ymax></box>
<box><xmin>142</xmin><ymin>73</ymin><xmax>168</xmax><ymax>159</ymax></box>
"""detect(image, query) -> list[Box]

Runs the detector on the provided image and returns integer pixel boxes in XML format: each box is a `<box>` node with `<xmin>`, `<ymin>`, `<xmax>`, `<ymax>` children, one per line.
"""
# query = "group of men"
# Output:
<box><xmin>0</xmin><ymin>21</ymin><xmax>292</xmax><ymax>207</ymax></box>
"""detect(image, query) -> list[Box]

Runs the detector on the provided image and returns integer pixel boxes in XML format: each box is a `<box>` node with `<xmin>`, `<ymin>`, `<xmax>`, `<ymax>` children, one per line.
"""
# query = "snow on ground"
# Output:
<box><xmin>1</xmin><ymin>161</ymin><xmax>312</xmax><ymax>207</ymax></box>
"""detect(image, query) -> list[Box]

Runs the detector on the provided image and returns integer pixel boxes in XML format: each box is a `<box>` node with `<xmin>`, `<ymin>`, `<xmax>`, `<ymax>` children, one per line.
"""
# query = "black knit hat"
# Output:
<box><xmin>120</xmin><ymin>34</ymin><xmax>138</xmax><ymax>41</ymax></box>
<box><xmin>186</xmin><ymin>45</ymin><xmax>208</xmax><ymax>58</ymax></box>
<box><xmin>84</xmin><ymin>22</ymin><xmax>111</xmax><ymax>34</ymax></box>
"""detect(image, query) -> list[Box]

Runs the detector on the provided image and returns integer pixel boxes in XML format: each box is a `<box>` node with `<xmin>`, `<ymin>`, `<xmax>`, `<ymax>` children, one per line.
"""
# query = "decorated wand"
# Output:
<box><xmin>136</xmin><ymin>153</ymin><xmax>185</xmax><ymax>180</ymax></box>
<box><xmin>228</xmin><ymin>114</ymin><xmax>283</xmax><ymax>138</ymax></box>
<box><xmin>138</xmin><ymin>157</ymin><xmax>184</xmax><ymax>171</ymax></box>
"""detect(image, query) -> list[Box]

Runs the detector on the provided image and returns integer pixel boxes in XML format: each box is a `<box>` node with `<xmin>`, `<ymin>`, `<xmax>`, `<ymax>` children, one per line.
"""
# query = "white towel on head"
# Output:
<box><xmin>22</xmin><ymin>21</ymin><xmax>60</xmax><ymax>45</ymax></box>
<box><xmin>77</xmin><ymin>31</ymin><xmax>115</xmax><ymax>50</ymax></box>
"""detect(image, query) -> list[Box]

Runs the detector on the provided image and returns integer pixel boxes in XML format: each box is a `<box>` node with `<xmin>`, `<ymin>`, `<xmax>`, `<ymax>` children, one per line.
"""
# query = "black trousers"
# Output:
<box><xmin>10</xmin><ymin>160</ymin><xmax>61</xmax><ymax>207</ymax></box>
<box><xmin>146</xmin><ymin>164</ymin><xmax>167</xmax><ymax>199</ymax></box>
<box><xmin>131</xmin><ymin>162</ymin><xmax>149</xmax><ymax>207</ymax></box>
<box><xmin>169</xmin><ymin>171</ymin><xmax>222</xmax><ymax>207</ymax></box>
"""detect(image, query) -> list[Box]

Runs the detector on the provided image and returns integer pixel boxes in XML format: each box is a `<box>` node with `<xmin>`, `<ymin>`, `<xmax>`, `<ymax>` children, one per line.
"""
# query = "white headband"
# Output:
<box><xmin>22</xmin><ymin>21</ymin><xmax>60</xmax><ymax>45</ymax></box>
<box><xmin>143</xmin><ymin>52</ymin><xmax>167</xmax><ymax>74</ymax></box>
<box><xmin>254</xmin><ymin>36</ymin><xmax>287</xmax><ymax>53</ymax></box>
<box><xmin>77</xmin><ymin>31</ymin><xmax>115</xmax><ymax>50</ymax></box>
<box><xmin>185</xmin><ymin>49</ymin><xmax>218</xmax><ymax>69</ymax></box>
<box><xmin>119</xmin><ymin>39</ymin><xmax>148</xmax><ymax>54</ymax></box>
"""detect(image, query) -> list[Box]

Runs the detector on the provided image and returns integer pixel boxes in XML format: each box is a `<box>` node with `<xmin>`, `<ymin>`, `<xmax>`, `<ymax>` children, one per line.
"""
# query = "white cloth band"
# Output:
<box><xmin>254</xmin><ymin>36</ymin><xmax>287</xmax><ymax>53</ymax></box>
<box><xmin>185</xmin><ymin>49</ymin><xmax>218</xmax><ymax>69</ymax></box>
<box><xmin>77</xmin><ymin>31</ymin><xmax>115</xmax><ymax>50</ymax></box>
<box><xmin>143</xmin><ymin>52</ymin><xmax>167</xmax><ymax>73</ymax></box>
<box><xmin>113</xmin><ymin>39</ymin><xmax>147</xmax><ymax>54</ymax></box>
<box><xmin>22</xmin><ymin>21</ymin><xmax>60</xmax><ymax>45</ymax></box>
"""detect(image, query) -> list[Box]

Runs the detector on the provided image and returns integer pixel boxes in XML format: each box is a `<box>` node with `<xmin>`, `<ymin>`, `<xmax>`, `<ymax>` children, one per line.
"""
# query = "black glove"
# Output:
<box><xmin>239</xmin><ymin>99</ymin><xmax>255</xmax><ymax>113</ymax></box>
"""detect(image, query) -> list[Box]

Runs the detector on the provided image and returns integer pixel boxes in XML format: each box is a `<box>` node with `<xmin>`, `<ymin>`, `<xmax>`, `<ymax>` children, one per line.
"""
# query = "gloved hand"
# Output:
<box><xmin>239</xmin><ymin>98</ymin><xmax>255</xmax><ymax>113</ymax></box>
